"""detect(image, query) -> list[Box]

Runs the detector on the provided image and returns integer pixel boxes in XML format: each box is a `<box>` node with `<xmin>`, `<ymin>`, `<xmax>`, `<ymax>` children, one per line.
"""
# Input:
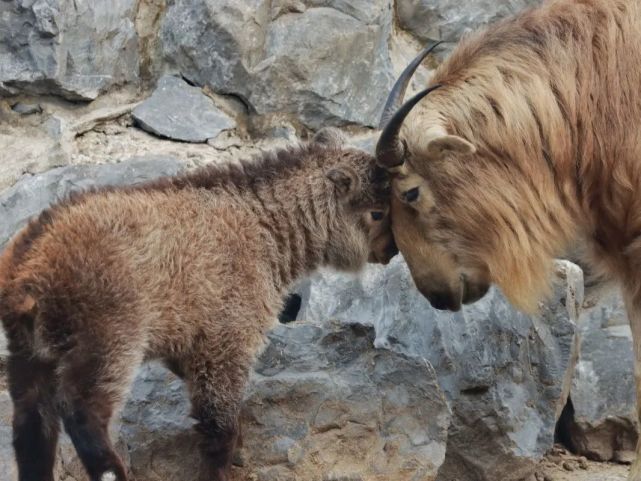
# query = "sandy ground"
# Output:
<box><xmin>227</xmin><ymin>445</ymin><xmax>631</xmax><ymax>481</ymax></box>
<box><xmin>536</xmin><ymin>446</ymin><xmax>630</xmax><ymax>481</ymax></box>
<box><xmin>226</xmin><ymin>448</ymin><xmax>631</xmax><ymax>481</ymax></box>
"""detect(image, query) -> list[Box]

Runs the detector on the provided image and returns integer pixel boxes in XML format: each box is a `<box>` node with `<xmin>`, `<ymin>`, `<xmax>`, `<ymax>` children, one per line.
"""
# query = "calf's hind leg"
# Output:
<box><xmin>57</xmin><ymin>344</ymin><xmax>142</xmax><ymax>481</ymax></box>
<box><xmin>7</xmin><ymin>354</ymin><xmax>59</xmax><ymax>481</ymax></box>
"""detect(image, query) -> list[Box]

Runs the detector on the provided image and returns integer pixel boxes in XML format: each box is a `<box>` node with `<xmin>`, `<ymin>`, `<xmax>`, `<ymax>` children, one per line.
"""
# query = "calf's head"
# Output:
<box><xmin>313</xmin><ymin>128</ymin><xmax>398</xmax><ymax>270</ymax></box>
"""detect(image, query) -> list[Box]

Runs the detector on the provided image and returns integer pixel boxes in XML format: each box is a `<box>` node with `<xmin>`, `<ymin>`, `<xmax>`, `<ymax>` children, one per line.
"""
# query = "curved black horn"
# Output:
<box><xmin>376</xmin><ymin>85</ymin><xmax>442</xmax><ymax>169</ymax></box>
<box><xmin>378</xmin><ymin>41</ymin><xmax>443</xmax><ymax>129</ymax></box>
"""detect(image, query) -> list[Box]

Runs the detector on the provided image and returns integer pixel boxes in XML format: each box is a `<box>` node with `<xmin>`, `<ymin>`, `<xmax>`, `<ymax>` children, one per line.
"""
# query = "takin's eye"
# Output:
<box><xmin>370</xmin><ymin>211</ymin><xmax>384</xmax><ymax>221</ymax></box>
<box><xmin>401</xmin><ymin>187</ymin><xmax>419</xmax><ymax>203</ymax></box>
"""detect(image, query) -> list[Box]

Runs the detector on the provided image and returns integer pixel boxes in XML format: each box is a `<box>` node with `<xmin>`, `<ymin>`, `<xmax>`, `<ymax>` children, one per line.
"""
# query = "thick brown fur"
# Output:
<box><xmin>386</xmin><ymin>0</ymin><xmax>641</xmax><ymax>477</ymax></box>
<box><xmin>0</xmin><ymin>130</ymin><xmax>395</xmax><ymax>481</ymax></box>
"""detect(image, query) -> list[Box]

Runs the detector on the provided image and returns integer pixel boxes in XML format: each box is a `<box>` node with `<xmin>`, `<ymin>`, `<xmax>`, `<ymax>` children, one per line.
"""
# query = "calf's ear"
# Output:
<box><xmin>327</xmin><ymin>167</ymin><xmax>360</xmax><ymax>198</ymax></box>
<box><xmin>313</xmin><ymin>127</ymin><xmax>347</xmax><ymax>148</ymax></box>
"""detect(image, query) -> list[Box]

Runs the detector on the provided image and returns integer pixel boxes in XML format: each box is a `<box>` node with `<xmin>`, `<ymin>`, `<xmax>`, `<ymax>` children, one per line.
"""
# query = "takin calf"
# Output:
<box><xmin>0</xmin><ymin>129</ymin><xmax>396</xmax><ymax>481</ymax></box>
<box><xmin>375</xmin><ymin>0</ymin><xmax>641</xmax><ymax>478</ymax></box>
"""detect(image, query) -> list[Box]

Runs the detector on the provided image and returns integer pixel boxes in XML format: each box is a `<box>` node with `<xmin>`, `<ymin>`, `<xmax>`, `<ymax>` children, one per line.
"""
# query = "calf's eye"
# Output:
<box><xmin>371</xmin><ymin>211</ymin><xmax>384</xmax><ymax>221</ymax></box>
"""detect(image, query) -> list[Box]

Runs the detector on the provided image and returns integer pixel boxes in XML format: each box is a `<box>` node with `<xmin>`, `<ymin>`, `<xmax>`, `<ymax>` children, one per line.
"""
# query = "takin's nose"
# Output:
<box><xmin>462</xmin><ymin>280</ymin><xmax>490</xmax><ymax>305</ymax></box>
<box><xmin>421</xmin><ymin>288</ymin><xmax>462</xmax><ymax>312</ymax></box>
<box><xmin>382</xmin><ymin>240</ymin><xmax>399</xmax><ymax>263</ymax></box>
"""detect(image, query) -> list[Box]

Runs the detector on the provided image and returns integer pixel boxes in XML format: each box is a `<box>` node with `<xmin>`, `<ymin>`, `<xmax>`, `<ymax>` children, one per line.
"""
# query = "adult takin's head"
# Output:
<box><xmin>376</xmin><ymin>31</ymin><xmax>580</xmax><ymax>313</ymax></box>
<box><xmin>375</xmin><ymin>44</ymin><xmax>494</xmax><ymax>312</ymax></box>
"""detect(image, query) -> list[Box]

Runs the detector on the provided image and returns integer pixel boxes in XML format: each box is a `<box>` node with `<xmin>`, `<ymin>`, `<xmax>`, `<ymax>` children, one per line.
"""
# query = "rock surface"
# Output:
<box><xmin>10</xmin><ymin>103</ymin><xmax>42</xmax><ymax>115</ymax></box>
<box><xmin>160</xmin><ymin>0</ymin><xmax>395</xmax><ymax>128</ymax></box>
<box><xmin>396</xmin><ymin>0</ymin><xmax>541</xmax><ymax>46</ymax></box>
<box><xmin>298</xmin><ymin>258</ymin><xmax>582</xmax><ymax>481</ymax></box>
<box><xmin>0</xmin><ymin>391</ymin><xmax>16</xmax><ymax>481</ymax></box>
<box><xmin>0</xmin><ymin>156</ymin><xmax>186</xmax><ymax>250</ymax></box>
<box><xmin>240</xmin><ymin>321</ymin><xmax>450</xmax><ymax>481</ymax></box>
<box><xmin>1</xmin><ymin>0</ymin><xmax>547</xmax><ymax>126</ymax></box>
<box><xmin>561</xmin><ymin>290</ymin><xmax>638</xmax><ymax>462</ymax></box>
<box><xmin>132</xmin><ymin>75</ymin><xmax>236</xmax><ymax>142</ymax></box>
<box><xmin>0</xmin><ymin>0</ymin><xmax>139</xmax><ymax>100</ymax></box>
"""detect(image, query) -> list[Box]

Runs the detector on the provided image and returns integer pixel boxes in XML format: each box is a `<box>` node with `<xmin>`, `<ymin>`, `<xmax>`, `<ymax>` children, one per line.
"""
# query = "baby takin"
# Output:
<box><xmin>0</xmin><ymin>129</ymin><xmax>396</xmax><ymax>481</ymax></box>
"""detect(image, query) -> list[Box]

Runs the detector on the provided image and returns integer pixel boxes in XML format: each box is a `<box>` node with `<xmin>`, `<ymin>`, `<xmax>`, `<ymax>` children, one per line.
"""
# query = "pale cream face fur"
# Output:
<box><xmin>389</xmin><ymin>142</ymin><xmax>490</xmax><ymax>312</ymax></box>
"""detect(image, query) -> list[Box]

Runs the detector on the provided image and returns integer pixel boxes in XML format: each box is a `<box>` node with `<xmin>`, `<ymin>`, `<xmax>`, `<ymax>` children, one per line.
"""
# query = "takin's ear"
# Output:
<box><xmin>313</xmin><ymin>127</ymin><xmax>347</xmax><ymax>148</ymax></box>
<box><xmin>327</xmin><ymin>167</ymin><xmax>360</xmax><ymax>198</ymax></box>
<box><xmin>426</xmin><ymin>134</ymin><xmax>476</xmax><ymax>158</ymax></box>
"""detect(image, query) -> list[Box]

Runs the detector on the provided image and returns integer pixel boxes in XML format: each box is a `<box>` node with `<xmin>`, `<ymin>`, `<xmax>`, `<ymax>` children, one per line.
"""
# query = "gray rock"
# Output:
<box><xmin>396</xmin><ymin>0</ymin><xmax>541</xmax><ymax>47</ymax></box>
<box><xmin>241</xmin><ymin>321</ymin><xmax>450</xmax><ymax>481</ymax></box>
<box><xmin>1</xmin><ymin>322</ymin><xmax>450</xmax><ymax>481</ymax></box>
<box><xmin>133</xmin><ymin>75</ymin><xmax>236</xmax><ymax>142</ymax></box>
<box><xmin>10</xmin><ymin>103</ymin><xmax>42</xmax><ymax>115</ymax></box>
<box><xmin>298</xmin><ymin>258</ymin><xmax>582</xmax><ymax>481</ymax></box>
<box><xmin>0</xmin><ymin>156</ymin><xmax>186</xmax><ymax>251</ymax></box>
<box><xmin>561</xmin><ymin>290</ymin><xmax>638</xmax><ymax>461</ymax></box>
<box><xmin>117</xmin><ymin>363</ymin><xmax>197</xmax><ymax>481</ymax></box>
<box><xmin>0</xmin><ymin>391</ymin><xmax>17</xmax><ymax>481</ymax></box>
<box><xmin>0</xmin><ymin>331</ymin><xmax>6</xmax><ymax>363</ymax></box>
<box><xmin>160</xmin><ymin>0</ymin><xmax>395</xmax><ymax>129</ymax></box>
<box><xmin>0</xmin><ymin>0</ymin><xmax>139</xmax><ymax>100</ymax></box>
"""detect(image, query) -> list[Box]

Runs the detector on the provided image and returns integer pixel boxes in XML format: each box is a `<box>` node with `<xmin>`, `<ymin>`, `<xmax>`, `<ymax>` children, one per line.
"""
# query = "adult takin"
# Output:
<box><xmin>0</xmin><ymin>129</ymin><xmax>396</xmax><ymax>481</ymax></box>
<box><xmin>376</xmin><ymin>0</ymin><xmax>641</xmax><ymax>478</ymax></box>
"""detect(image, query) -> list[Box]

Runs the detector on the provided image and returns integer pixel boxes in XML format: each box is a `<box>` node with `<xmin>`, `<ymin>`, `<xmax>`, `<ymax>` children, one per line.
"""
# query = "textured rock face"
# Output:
<box><xmin>299</xmin><ymin>258</ymin><xmax>582</xmax><ymax>481</ymax></box>
<box><xmin>160</xmin><ymin>0</ymin><xmax>394</xmax><ymax>128</ymax></box>
<box><xmin>241</xmin><ymin>321</ymin><xmax>450</xmax><ymax>481</ymax></box>
<box><xmin>132</xmin><ymin>75</ymin><xmax>236</xmax><ymax>142</ymax></box>
<box><xmin>396</xmin><ymin>0</ymin><xmax>541</xmax><ymax>45</ymax></box>
<box><xmin>0</xmin><ymin>391</ymin><xmax>16</xmax><ymax>481</ymax></box>
<box><xmin>1</xmin><ymin>0</ymin><xmax>546</xmax><ymax>126</ymax></box>
<box><xmin>0</xmin><ymin>0</ymin><xmax>139</xmax><ymax>100</ymax></box>
<box><xmin>0</xmin><ymin>156</ymin><xmax>186</xmax><ymax>250</ymax></box>
<box><xmin>562</xmin><ymin>290</ymin><xmax>638</xmax><ymax>462</ymax></box>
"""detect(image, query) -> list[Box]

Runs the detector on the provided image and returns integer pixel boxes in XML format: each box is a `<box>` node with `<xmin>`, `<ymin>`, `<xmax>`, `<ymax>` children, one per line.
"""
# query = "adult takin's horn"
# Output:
<box><xmin>378</xmin><ymin>41</ymin><xmax>443</xmax><ymax>130</ymax></box>
<box><xmin>376</xmin><ymin>85</ymin><xmax>442</xmax><ymax>169</ymax></box>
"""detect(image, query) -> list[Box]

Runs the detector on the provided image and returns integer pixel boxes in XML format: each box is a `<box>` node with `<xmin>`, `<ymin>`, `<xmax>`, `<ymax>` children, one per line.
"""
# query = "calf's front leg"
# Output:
<box><xmin>184</xmin><ymin>347</ymin><xmax>249</xmax><ymax>481</ymax></box>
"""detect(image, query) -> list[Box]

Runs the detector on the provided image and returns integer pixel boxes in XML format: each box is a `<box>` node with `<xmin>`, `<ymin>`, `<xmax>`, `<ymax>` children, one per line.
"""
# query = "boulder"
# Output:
<box><xmin>2</xmin><ymin>322</ymin><xmax>451</xmax><ymax>481</ymax></box>
<box><xmin>396</xmin><ymin>0</ymin><xmax>542</xmax><ymax>47</ymax></box>
<box><xmin>0</xmin><ymin>391</ymin><xmax>17</xmax><ymax>481</ymax></box>
<box><xmin>0</xmin><ymin>156</ymin><xmax>186</xmax><ymax>251</ymax></box>
<box><xmin>0</xmin><ymin>0</ymin><xmax>139</xmax><ymax>100</ymax></box>
<box><xmin>299</xmin><ymin>258</ymin><xmax>583</xmax><ymax>481</ymax></box>
<box><xmin>0</xmin><ymin>329</ymin><xmax>7</xmax><ymax>362</ymax></box>
<box><xmin>160</xmin><ymin>0</ymin><xmax>395</xmax><ymax>129</ymax></box>
<box><xmin>132</xmin><ymin>75</ymin><xmax>236</xmax><ymax>142</ymax></box>
<box><xmin>10</xmin><ymin>103</ymin><xmax>42</xmax><ymax>115</ymax></box>
<box><xmin>240</xmin><ymin>321</ymin><xmax>450</xmax><ymax>481</ymax></box>
<box><xmin>560</xmin><ymin>289</ymin><xmax>638</xmax><ymax>461</ymax></box>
